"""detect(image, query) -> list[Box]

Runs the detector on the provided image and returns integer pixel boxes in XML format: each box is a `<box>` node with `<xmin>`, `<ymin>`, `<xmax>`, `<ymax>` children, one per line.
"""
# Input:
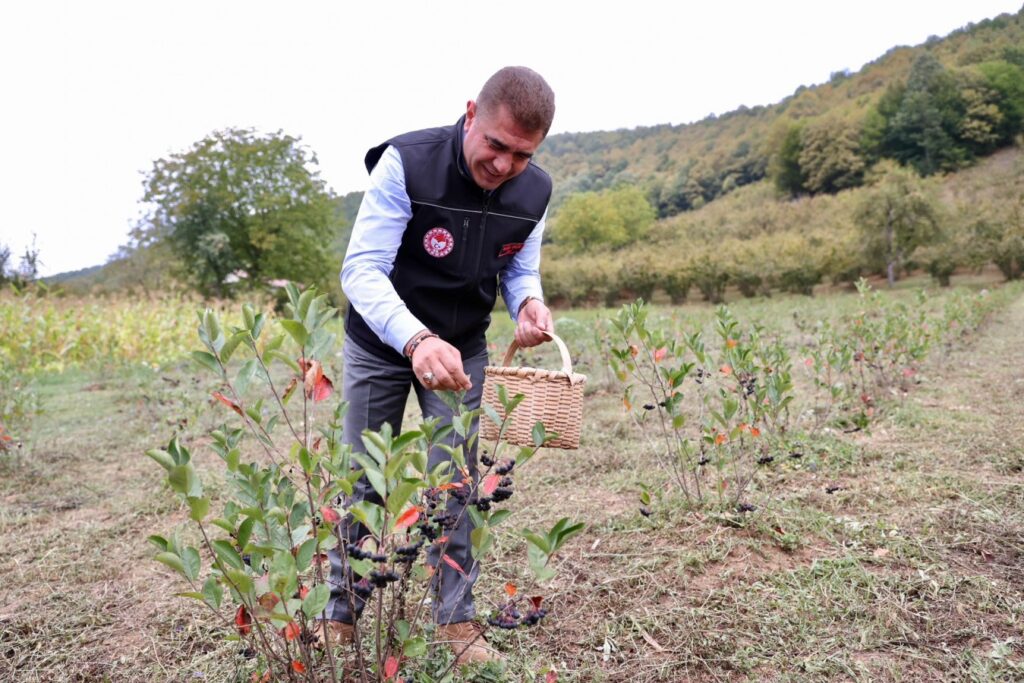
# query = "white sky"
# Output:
<box><xmin>2</xmin><ymin>0</ymin><xmax>1021</xmax><ymax>277</ymax></box>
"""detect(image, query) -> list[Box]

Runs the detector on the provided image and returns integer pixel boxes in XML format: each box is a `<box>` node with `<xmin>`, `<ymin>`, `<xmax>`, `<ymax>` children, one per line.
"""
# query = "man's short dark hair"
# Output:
<box><xmin>477</xmin><ymin>66</ymin><xmax>555</xmax><ymax>137</ymax></box>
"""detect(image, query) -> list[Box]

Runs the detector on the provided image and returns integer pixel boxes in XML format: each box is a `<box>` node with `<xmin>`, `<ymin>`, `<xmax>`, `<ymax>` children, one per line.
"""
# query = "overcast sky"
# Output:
<box><xmin>2</xmin><ymin>1</ymin><xmax>1021</xmax><ymax>277</ymax></box>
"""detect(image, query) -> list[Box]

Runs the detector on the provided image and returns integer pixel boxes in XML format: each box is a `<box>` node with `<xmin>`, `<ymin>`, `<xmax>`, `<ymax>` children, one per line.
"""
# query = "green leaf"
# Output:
<box><xmin>155</xmin><ymin>552</ymin><xmax>185</xmax><ymax>576</ymax></box>
<box><xmin>301</xmin><ymin>583</ymin><xmax>330</xmax><ymax>619</ymax></box>
<box><xmin>403</xmin><ymin>636</ymin><xmax>427</xmax><ymax>658</ymax></box>
<box><xmin>234</xmin><ymin>358</ymin><xmax>259</xmax><ymax>393</ymax></box>
<box><xmin>190</xmin><ymin>350</ymin><xmax>220</xmax><ymax>374</ymax></box>
<box><xmin>147</xmin><ymin>535</ymin><xmax>169</xmax><ymax>551</ymax></box>
<box><xmin>532</xmin><ymin>421</ymin><xmax>547</xmax><ymax>447</ymax></box>
<box><xmin>295</xmin><ymin>538</ymin><xmax>317</xmax><ymax>572</ymax></box>
<box><xmin>470</xmin><ymin>526</ymin><xmax>493</xmax><ymax>559</ymax></box>
<box><xmin>181</xmin><ymin>546</ymin><xmax>201</xmax><ymax>581</ymax></box>
<box><xmin>279</xmin><ymin>320</ymin><xmax>308</xmax><ymax>348</ymax></box>
<box><xmin>168</xmin><ymin>464</ymin><xmax>199</xmax><ymax>497</ymax></box>
<box><xmin>488</xmin><ymin>509</ymin><xmax>512</xmax><ymax>527</ymax></box>
<box><xmin>225</xmin><ymin>568</ymin><xmax>254</xmax><ymax>596</ymax></box>
<box><xmin>187</xmin><ymin>497</ymin><xmax>210</xmax><ymax>522</ymax></box>
<box><xmin>144</xmin><ymin>449</ymin><xmax>175</xmax><ymax>471</ymax></box>
<box><xmin>212</xmin><ymin>540</ymin><xmax>245</xmax><ymax>571</ymax></box>
<box><xmin>236</xmin><ymin>516</ymin><xmax>255</xmax><ymax>551</ymax></box>
<box><xmin>221</xmin><ymin>331</ymin><xmax>247</xmax><ymax>363</ymax></box>
<box><xmin>521</xmin><ymin>530</ymin><xmax>551</xmax><ymax>554</ymax></box>
<box><xmin>386</xmin><ymin>481</ymin><xmax>418</xmax><ymax>516</ymax></box>
<box><xmin>202</xmin><ymin>576</ymin><xmax>223</xmax><ymax>610</ymax></box>
<box><xmin>176</xmin><ymin>591</ymin><xmax>206</xmax><ymax>602</ymax></box>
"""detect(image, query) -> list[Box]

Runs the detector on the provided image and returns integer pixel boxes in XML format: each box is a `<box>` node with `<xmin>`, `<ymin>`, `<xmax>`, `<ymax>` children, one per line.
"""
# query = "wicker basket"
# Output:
<box><xmin>481</xmin><ymin>332</ymin><xmax>586</xmax><ymax>449</ymax></box>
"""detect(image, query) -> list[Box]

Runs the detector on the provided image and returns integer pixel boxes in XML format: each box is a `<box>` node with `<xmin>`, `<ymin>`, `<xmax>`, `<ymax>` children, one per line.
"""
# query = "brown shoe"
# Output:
<box><xmin>435</xmin><ymin>621</ymin><xmax>500</xmax><ymax>666</ymax></box>
<box><xmin>314</xmin><ymin>620</ymin><xmax>354</xmax><ymax>647</ymax></box>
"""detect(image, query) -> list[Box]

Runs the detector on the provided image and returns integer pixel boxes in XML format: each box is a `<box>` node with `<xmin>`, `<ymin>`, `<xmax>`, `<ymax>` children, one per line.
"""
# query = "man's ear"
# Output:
<box><xmin>465</xmin><ymin>100</ymin><xmax>476</xmax><ymax>129</ymax></box>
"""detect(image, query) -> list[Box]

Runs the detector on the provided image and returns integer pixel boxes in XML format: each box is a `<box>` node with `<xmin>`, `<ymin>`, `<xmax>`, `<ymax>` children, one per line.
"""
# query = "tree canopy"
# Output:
<box><xmin>137</xmin><ymin>128</ymin><xmax>339</xmax><ymax>297</ymax></box>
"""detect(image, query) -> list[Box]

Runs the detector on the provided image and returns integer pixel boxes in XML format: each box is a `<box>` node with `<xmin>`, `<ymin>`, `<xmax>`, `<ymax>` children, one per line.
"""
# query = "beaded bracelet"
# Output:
<box><xmin>405</xmin><ymin>332</ymin><xmax>439</xmax><ymax>360</ymax></box>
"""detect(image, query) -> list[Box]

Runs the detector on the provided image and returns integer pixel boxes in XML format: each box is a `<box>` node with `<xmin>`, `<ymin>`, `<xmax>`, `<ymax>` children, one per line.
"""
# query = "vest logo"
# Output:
<box><xmin>423</xmin><ymin>227</ymin><xmax>454</xmax><ymax>258</ymax></box>
<box><xmin>497</xmin><ymin>242</ymin><xmax>525</xmax><ymax>258</ymax></box>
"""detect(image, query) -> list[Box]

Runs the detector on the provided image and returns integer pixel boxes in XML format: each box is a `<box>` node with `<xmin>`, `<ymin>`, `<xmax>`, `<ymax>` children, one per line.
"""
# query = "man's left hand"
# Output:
<box><xmin>515</xmin><ymin>298</ymin><xmax>553</xmax><ymax>348</ymax></box>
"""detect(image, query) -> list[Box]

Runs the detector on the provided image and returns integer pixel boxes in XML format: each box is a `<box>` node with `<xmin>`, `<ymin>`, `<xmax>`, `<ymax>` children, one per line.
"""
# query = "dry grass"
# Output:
<box><xmin>2</xmin><ymin>283</ymin><xmax>1023</xmax><ymax>682</ymax></box>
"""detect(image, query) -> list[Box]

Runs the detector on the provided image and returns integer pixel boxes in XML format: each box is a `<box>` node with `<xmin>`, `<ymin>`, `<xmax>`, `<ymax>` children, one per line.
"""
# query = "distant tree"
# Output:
<box><xmin>550</xmin><ymin>185</ymin><xmax>655</xmax><ymax>252</ymax></box>
<box><xmin>798</xmin><ymin>117</ymin><xmax>867</xmax><ymax>194</ymax></box>
<box><xmin>768</xmin><ymin>122</ymin><xmax>806</xmax><ymax>195</ymax></box>
<box><xmin>879</xmin><ymin>54</ymin><xmax>969</xmax><ymax>175</ymax></box>
<box><xmin>977</xmin><ymin>60</ymin><xmax>1024</xmax><ymax>143</ymax></box>
<box><xmin>138</xmin><ymin>128</ymin><xmax>338</xmax><ymax>297</ymax></box>
<box><xmin>854</xmin><ymin>161</ymin><xmax>941</xmax><ymax>286</ymax></box>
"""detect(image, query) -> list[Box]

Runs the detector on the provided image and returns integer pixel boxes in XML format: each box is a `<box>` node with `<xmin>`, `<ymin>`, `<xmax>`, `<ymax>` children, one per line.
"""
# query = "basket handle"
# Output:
<box><xmin>499</xmin><ymin>331</ymin><xmax>580</xmax><ymax>385</ymax></box>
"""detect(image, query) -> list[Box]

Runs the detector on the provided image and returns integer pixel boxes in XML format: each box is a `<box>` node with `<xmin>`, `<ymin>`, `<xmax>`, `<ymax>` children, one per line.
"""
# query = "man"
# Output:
<box><xmin>323</xmin><ymin>66</ymin><xmax>556</xmax><ymax>665</ymax></box>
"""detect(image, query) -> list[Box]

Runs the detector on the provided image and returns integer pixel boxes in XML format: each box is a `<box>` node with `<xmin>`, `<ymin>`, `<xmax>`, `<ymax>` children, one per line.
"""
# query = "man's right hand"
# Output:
<box><xmin>410</xmin><ymin>336</ymin><xmax>472</xmax><ymax>391</ymax></box>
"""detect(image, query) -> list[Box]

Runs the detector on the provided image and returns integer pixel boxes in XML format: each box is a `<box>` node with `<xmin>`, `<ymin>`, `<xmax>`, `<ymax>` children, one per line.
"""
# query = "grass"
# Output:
<box><xmin>2</xmin><ymin>278</ymin><xmax>1024</xmax><ymax>681</ymax></box>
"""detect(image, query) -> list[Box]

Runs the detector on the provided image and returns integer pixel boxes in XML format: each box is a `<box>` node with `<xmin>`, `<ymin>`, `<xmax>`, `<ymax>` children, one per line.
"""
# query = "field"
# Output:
<box><xmin>1</xmin><ymin>275</ymin><xmax>1023</xmax><ymax>682</ymax></box>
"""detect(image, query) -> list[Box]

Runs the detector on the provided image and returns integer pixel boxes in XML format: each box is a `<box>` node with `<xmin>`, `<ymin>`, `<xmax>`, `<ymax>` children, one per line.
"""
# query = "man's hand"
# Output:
<box><xmin>515</xmin><ymin>298</ymin><xmax>553</xmax><ymax>348</ymax></box>
<box><xmin>410</xmin><ymin>336</ymin><xmax>472</xmax><ymax>391</ymax></box>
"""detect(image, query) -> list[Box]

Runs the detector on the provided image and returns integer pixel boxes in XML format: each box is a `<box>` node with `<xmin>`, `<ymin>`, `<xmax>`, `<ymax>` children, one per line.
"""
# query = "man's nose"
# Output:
<box><xmin>493</xmin><ymin>153</ymin><xmax>511</xmax><ymax>174</ymax></box>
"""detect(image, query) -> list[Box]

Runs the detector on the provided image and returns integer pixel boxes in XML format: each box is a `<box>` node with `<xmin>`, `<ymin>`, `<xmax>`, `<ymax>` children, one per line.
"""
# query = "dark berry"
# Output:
<box><xmin>495</xmin><ymin>459</ymin><xmax>515</xmax><ymax>475</ymax></box>
<box><xmin>825</xmin><ymin>485</ymin><xmax>842</xmax><ymax>494</ymax></box>
<box><xmin>639</xmin><ymin>506</ymin><xmax>652</xmax><ymax>518</ymax></box>
<box><xmin>736</xmin><ymin>503</ymin><xmax>756</xmax><ymax>513</ymax></box>
<box><xmin>757</xmin><ymin>455</ymin><xmax>774</xmax><ymax>465</ymax></box>
<box><xmin>491</xmin><ymin>487</ymin><xmax>513</xmax><ymax>503</ymax></box>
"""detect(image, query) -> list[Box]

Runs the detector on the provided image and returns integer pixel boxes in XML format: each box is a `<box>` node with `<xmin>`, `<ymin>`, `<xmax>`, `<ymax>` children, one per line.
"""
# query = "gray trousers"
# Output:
<box><xmin>326</xmin><ymin>337</ymin><xmax>488</xmax><ymax>625</ymax></box>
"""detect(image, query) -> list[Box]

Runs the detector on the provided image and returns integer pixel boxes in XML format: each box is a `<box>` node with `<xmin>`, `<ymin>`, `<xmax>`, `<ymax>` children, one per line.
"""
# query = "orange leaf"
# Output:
<box><xmin>737</xmin><ymin>423</ymin><xmax>749</xmax><ymax>432</ymax></box>
<box><xmin>750</xmin><ymin>427</ymin><xmax>761</xmax><ymax>437</ymax></box>
<box><xmin>719</xmin><ymin>365</ymin><xmax>732</xmax><ymax>376</ymax></box>
<box><xmin>384</xmin><ymin>655</ymin><xmax>399</xmax><ymax>680</ymax></box>
<box><xmin>653</xmin><ymin>346</ymin><xmax>667</xmax><ymax>362</ymax></box>
<box><xmin>235</xmin><ymin>605</ymin><xmax>252</xmax><ymax>635</ymax></box>
<box><xmin>257</xmin><ymin>592</ymin><xmax>280</xmax><ymax>612</ymax></box>
<box><xmin>505</xmin><ymin>582</ymin><xmax>517</xmax><ymax>597</ymax></box>
<box><xmin>629</xmin><ymin>344</ymin><xmax>639</xmax><ymax>358</ymax></box>
<box><xmin>298</xmin><ymin>585</ymin><xmax>309</xmax><ymax>599</ymax></box>
<box><xmin>714</xmin><ymin>433</ymin><xmax>727</xmax><ymax>446</ymax></box>
<box><xmin>725</xmin><ymin>339</ymin><xmax>738</xmax><ymax>349</ymax></box>
<box><xmin>441</xmin><ymin>553</ymin><xmax>467</xmax><ymax>576</ymax></box>
<box><xmin>394</xmin><ymin>506</ymin><xmax>421</xmax><ymax>532</ymax></box>
<box><xmin>213</xmin><ymin>391</ymin><xmax>244</xmax><ymax>416</ymax></box>
<box><xmin>282</xmin><ymin>621</ymin><xmax>300</xmax><ymax>641</ymax></box>
<box><xmin>320</xmin><ymin>506</ymin><xmax>341</xmax><ymax>525</ymax></box>
<box><xmin>281</xmin><ymin>376</ymin><xmax>298</xmax><ymax>402</ymax></box>
<box><xmin>291</xmin><ymin>660</ymin><xmax>306</xmax><ymax>673</ymax></box>
<box><xmin>482</xmin><ymin>474</ymin><xmax>500</xmax><ymax>497</ymax></box>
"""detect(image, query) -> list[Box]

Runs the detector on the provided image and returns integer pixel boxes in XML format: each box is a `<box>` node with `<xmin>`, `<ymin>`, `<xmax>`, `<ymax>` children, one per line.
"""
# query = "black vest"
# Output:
<box><xmin>345</xmin><ymin>116</ymin><xmax>552</xmax><ymax>364</ymax></box>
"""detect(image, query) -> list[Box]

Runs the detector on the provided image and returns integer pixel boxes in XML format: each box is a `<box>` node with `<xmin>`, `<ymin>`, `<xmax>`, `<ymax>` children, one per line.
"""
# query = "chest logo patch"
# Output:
<box><xmin>498</xmin><ymin>242</ymin><xmax>525</xmax><ymax>258</ymax></box>
<box><xmin>423</xmin><ymin>227</ymin><xmax>454</xmax><ymax>258</ymax></box>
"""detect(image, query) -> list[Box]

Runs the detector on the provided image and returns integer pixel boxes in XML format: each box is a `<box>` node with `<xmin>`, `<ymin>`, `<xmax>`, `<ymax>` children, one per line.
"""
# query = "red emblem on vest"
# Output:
<box><xmin>423</xmin><ymin>227</ymin><xmax>454</xmax><ymax>258</ymax></box>
<box><xmin>498</xmin><ymin>242</ymin><xmax>525</xmax><ymax>258</ymax></box>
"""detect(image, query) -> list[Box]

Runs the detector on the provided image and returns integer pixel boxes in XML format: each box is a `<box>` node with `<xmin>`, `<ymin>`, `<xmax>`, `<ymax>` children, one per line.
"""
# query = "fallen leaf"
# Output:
<box><xmin>291</xmin><ymin>660</ymin><xmax>306</xmax><ymax>673</ymax></box>
<box><xmin>505</xmin><ymin>582</ymin><xmax>517</xmax><ymax>597</ymax></box>
<box><xmin>235</xmin><ymin>605</ymin><xmax>252</xmax><ymax>635</ymax></box>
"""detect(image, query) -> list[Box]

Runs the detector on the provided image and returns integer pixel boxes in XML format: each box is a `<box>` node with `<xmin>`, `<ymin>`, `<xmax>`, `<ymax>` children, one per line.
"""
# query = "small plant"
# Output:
<box><xmin>145</xmin><ymin>285</ymin><xmax>581</xmax><ymax>681</ymax></box>
<box><xmin>609</xmin><ymin>301</ymin><xmax>794</xmax><ymax>510</ymax></box>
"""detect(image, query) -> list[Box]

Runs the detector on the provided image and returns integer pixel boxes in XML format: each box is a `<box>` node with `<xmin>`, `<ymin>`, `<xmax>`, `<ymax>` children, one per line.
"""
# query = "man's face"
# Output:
<box><xmin>462</xmin><ymin>100</ymin><xmax>545</xmax><ymax>191</ymax></box>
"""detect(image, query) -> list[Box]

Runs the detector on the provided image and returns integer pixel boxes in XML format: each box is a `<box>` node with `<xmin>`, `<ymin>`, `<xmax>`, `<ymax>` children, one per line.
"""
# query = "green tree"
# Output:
<box><xmin>768</xmin><ymin>122</ymin><xmax>806</xmax><ymax>196</ymax></box>
<box><xmin>550</xmin><ymin>185</ymin><xmax>655</xmax><ymax>252</ymax></box>
<box><xmin>138</xmin><ymin>128</ymin><xmax>338</xmax><ymax>297</ymax></box>
<box><xmin>854</xmin><ymin>161</ymin><xmax>941</xmax><ymax>286</ymax></box>
<box><xmin>880</xmin><ymin>54</ymin><xmax>969</xmax><ymax>175</ymax></box>
<box><xmin>798</xmin><ymin>117</ymin><xmax>867</xmax><ymax>194</ymax></box>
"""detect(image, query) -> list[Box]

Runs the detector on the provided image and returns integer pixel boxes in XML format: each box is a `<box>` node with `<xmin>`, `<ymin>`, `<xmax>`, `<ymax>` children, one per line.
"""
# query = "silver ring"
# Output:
<box><xmin>422</xmin><ymin>372</ymin><xmax>435</xmax><ymax>384</ymax></box>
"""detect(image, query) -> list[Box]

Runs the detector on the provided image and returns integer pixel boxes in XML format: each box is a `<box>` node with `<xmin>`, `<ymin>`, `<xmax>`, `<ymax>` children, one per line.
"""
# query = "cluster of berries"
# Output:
<box><xmin>488</xmin><ymin>597</ymin><xmax>547</xmax><ymax>630</ymax></box>
<box><xmin>394</xmin><ymin>539</ymin><xmax>424</xmax><ymax>564</ymax></box>
<box><xmin>369</xmin><ymin>568</ymin><xmax>401</xmax><ymax>588</ymax></box>
<box><xmin>346</xmin><ymin>543</ymin><xmax>387</xmax><ymax>563</ymax></box>
<box><xmin>738</xmin><ymin>375</ymin><xmax>757</xmax><ymax>397</ymax></box>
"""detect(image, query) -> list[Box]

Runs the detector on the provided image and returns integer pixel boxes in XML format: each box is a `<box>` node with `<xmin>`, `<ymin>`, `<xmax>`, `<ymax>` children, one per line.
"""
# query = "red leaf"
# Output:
<box><xmin>291</xmin><ymin>660</ymin><xmax>306</xmax><ymax>673</ymax></box>
<box><xmin>504</xmin><ymin>582</ymin><xmax>517</xmax><ymax>597</ymax></box>
<box><xmin>441</xmin><ymin>553</ymin><xmax>467</xmax><ymax>576</ymax></box>
<box><xmin>282</xmin><ymin>621</ymin><xmax>300</xmax><ymax>641</ymax></box>
<box><xmin>384</xmin><ymin>655</ymin><xmax>399</xmax><ymax>679</ymax></box>
<box><xmin>394</xmin><ymin>506</ymin><xmax>421</xmax><ymax>532</ymax></box>
<box><xmin>546</xmin><ymin>671</ymin><xmax>558</xmax><ymax>683</ymax></box>
<box><xmin>257</xmin><ymin>592</ymin><xmax>280</xmax><ymax>612</ymax></box>
<box><xmin>719</xmin><ymin>364</ymin><xmax>733</xmax><ymax>376</ymax></box>
<box><xmin>750</xmin><ymin>427</ymin><xmax>761</xmax><ymax>437</ymax></box>
<box><xmin>434</xmin><ymin>536</ymin><xmax>449</xmax><ymax>545</ymax></box>
<box><xmin>300</xmin><ymin>358</ymin><xmax>334</xmax><ymax>402</ymax></box>
<box><xmin>298</xmin><ymin>585</ymin><xmax>309</xmax><ymax>599</ymax></box>
<box><xmin>482</xmin><ymin>474</ymin><xmax>500</xmax><ymax>497</ymax></box>
<box><xmin>213</xmin><ymin>391</ymin><xmax>244</xmax><ymax>416</ymax></box>
<box><xmin>653</xmin><ymin>346</ymin><xmax>668</xmax><ymax>362</ymax></box>
<box><xmin>320</xmin><ymin>506</ymin><xmax>341</xmax><ymax>525</ymax></box>
<box><xmin>235</xmin><ymin>605</ymin><xmax>252</xmax><ymax>635</ymax></box>
<box><xmin>529</xmin><ymin>595</ymin><xmax>544</xmax><ymax>611</ymax></box>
